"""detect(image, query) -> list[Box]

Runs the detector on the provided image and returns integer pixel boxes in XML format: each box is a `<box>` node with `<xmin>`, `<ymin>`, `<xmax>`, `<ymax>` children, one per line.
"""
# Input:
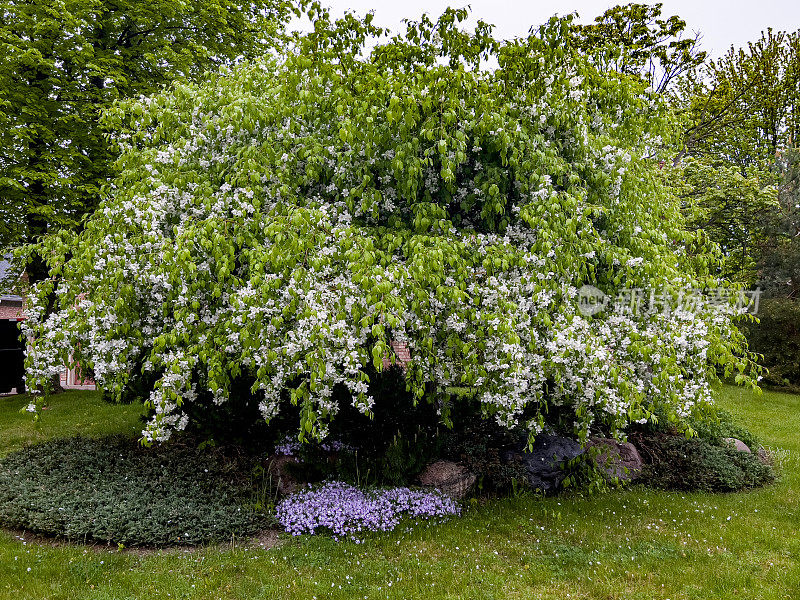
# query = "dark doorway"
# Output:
<box><xmin>0</xmin><ymin>319</ymin><xmax>25</xmax><ymax>393</ymax></box>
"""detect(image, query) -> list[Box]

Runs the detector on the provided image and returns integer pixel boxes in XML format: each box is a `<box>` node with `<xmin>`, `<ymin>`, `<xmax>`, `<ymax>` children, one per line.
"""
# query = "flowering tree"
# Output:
<box><xmin>24</xmin><ymin>9</ymin><xmax>757</xmax><ymax>444</ymax></box>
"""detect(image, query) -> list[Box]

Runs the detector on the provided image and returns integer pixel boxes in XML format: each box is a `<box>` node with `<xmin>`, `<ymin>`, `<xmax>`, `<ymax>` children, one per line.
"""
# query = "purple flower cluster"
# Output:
<box><xmin>275</xmin><ymin>481</ymin><xmax>461</xmax><ymax>539</ymax></box>
<box><xmin>274</xmin><ymin>436</ymin><xmax>302</xmax><ymax>456</ymax></box>
<box><xmin>274</xmin><ymin>436</ymin><xmax>352</xmax><ymax>457</ymax></box>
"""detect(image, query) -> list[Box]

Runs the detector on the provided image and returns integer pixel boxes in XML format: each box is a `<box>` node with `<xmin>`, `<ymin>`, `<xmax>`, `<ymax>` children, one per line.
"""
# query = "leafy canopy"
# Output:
<box><xmin>678</xmin><ymin>29</ymin><xmax>799</xmax><ymax>167</ymax></box>
<box><xmin>25</xmin><ymin>8</ymin><xmax>757</xmax><ymax>444</ymax></box>
<box><xmin>678</xmin><ymin>158</ymin><xmax>778</xmax><ymax>285</ymax></box>
<box><xmin>674</xmin><ymin>29</ymin><xmax>799</xmax><ymax>286</ymax></box>
<box><xmin>0</xmin><ymin>0</ymin><xmax>294</xmax><ymax>251</ymax></box>
<box><xmin>571</xmin><ymin>3</ymin><xmax>706</xmax><ymax>95</ymax></box>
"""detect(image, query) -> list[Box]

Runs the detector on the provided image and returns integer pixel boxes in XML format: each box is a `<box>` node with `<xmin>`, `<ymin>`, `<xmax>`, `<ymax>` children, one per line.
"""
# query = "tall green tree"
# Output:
<box><xmin>672</xmin><ymin>29</ymin><xmax>800</xmax><ymax>386</ymax></box>
<box><xmin>0</xmin><ymin>0</ymin><xmax>293</xmax><ymax>254</ymax></box>
<box><xmin>671</xmin><ymin>29</ymin><xmax>799</xmax><ymax>285</ymax></box>
<box><xmin>678</xmin><ymin>29</ymin><xmax>800</xmax><ymax>167</ymax></box>
<box><xmin>678</xmin><ymin>157</ymin><xmax>778</xmax><ymax>285</ymax></box>
<box><xmin>572</xmin><ymin>3</ymin><xmax>706</xmax><ymax>95</ymax></box>
<box><xmin>739</xmin><ymin>149</ymin><xmax>800</xmax><ymax>388</ymax></box>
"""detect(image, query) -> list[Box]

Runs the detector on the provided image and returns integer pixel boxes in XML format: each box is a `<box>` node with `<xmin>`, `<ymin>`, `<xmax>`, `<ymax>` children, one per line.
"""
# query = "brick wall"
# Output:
<box><xmin>0</xmin><ymin>304</ymin><xmax>23</xmax><ymax>320</ymax></box>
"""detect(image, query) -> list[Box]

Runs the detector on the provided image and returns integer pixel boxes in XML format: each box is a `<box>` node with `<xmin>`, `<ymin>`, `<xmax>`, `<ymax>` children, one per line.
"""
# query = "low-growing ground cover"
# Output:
<box><xmin>0</xmin><ymin>436</ymin><xmax>264</xmax><ymax>546</ymax></box>
<box><xmin>0</xmin><ymin>385</ymin><xmax>798</xmax><ymax>599</ymax></box>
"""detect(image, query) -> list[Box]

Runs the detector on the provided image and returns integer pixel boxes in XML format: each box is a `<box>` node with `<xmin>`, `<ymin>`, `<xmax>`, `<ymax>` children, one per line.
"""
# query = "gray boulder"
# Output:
<box><xmin>419</xmin><ymin>460</ymin><xmax>476</xmax><ymax>500</ymax></box>
<box><xmin>504</xmin><ymin>434</ymin><xmax>584</xmax><ymax>492</ymax></box>
<box><xmin>723</xmin><ymin>437</ymin><xmax>751</xmax><ymax>453</ymax></box>
<box><xmin>588</xmin><ymin>437</ymin><xmax>643</xmax><ymax>481</ymax></box>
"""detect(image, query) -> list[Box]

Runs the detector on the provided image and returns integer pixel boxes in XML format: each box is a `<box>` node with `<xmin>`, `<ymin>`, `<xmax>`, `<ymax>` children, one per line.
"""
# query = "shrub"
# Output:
<box><xmin>0</xmin><ymin>436</ymin><xmax>264</xmax><ymax>546</ymax></box>
<box><xmin>631</xmin><ymin>433</ymin><xmax>774</xmax><ymax>492</ymax></box>
<box><xmin>740</xmin><ymin>297</ymin><xmax>800</xmax><ymax>389</ymax></box>
<box><xmin>24</xmin><ymin>8</ymin><xmax>757</xmax><ymax>450</ymax></box>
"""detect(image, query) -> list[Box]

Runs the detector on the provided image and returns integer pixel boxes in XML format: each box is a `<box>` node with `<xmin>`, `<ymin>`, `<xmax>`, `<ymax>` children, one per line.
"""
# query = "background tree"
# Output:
<box><xmin>677</xmin><ymin>29</ymin><xmax>799</xmax><ymax>167</ymax></box>
<box><xmin>673</xmin><ymin>29</ymin><xmax>800</xmax><ymax>387</ymax></box>
<box><xmin>670</xmin><ymin>29</ymin><xmax>799</xmax><ymax>286</ymax></box>
<box><xmin>571</xmin><ymin>2</ymin><xmax>706</xmax><ymax>95</ymax></box>
<box><xmin>742</xmin><ymin>149</ymin><xmax>800</xmax><ymax>388</ymax></box>
<box><xmin>570</xmin><ymin>8</ymin><xmax>795</xmax><ymax>288</ymax></box>
<box><xmin>678</xmin><ymin>158</ymin><xmax>778</xmax><ymax>285</ymax></box>
<box><xmin>0</xmin><ymin>0</ymin><xmax>293</xmax><ymax>256</ymax></box>
<box><xmin>759</xmin><ymin>149</ymin><xmax>800</xmax><ymax>298</ymax></box>
<box><xmin>570</xmin><ymin>6</ymin><xmax>800</xmax><ymax>386</ymax></box>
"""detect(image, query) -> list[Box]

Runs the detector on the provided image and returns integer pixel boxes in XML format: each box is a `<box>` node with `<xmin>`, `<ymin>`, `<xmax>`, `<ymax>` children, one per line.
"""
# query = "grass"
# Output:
<box><xmin>0</xmin><ymin>391</ymin><xmax>145</xmax><ymax>458</ymax></box>
<box><xmin>0</xmin><ymin>386</ymin><xmax>798</xmax><ymax>599</ymax></box>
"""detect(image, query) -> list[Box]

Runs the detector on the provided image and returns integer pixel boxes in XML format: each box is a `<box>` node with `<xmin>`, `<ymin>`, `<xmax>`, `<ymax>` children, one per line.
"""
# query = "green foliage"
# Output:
<box><xmin>0</xmin><ymin>0</ymin><xmax>293</xmax><ymax>251</ymax></box>
<box><xmin>633</xmin><ymin>432</ymin><xmax>774</xmax><ymax>492</ymax></box>
<box><xmin>571</xmin><ymin>3</ymin><xmax>706</xmax><ymax>94</ymax></box>
<box><xmin>0</xmin><ymin>436</ymin><xmax>264</xmax><ymax>546</ymax></box>
<box><xmin>677</xmin><ymin>157</ymin><xmax>778</xmax><ymax>285</ymax></box>
<box><xmin>559</xmin><ymin>446</ymin><xmax>611</xmax><ymax>495</ymax></box>
<box><xmin>687</xmin><ymin>404</ymin><xmax>761</xmax><ymax>451</ymax></box>
<box><xmin>378</xmin><ymin>431</ymin><xmax>439</xmax><ymax>486</ymax></box>
<box><xmin>678</xmin><ymin>29</ymin><xmax>799</xmax><ymax>166</ymax></box>
<box><xmin>674</xmin><ymin>30</ymin><xmax>799</xmax><ymax>293</ymax></box>
<box><xmin>24</xmin><ymin>7</ymin><xmax>759</xmax><ymax>446</ymax></box>
<box><xmin>741</xmin><ymin>297</ymin><xmax>800</xmax><ymax>389</ymax></box>
<box><xmin>248</xmin><ymin>462</ymin><xmax>282</xmax><ymax>514</ymax></box>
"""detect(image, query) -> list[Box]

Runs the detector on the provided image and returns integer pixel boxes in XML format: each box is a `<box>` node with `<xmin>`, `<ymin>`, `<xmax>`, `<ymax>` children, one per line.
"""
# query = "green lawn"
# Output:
<box><xmin>0</xmin><ymin>391</ymin><xmax>145</xmax><ymax>458</ymax></box>
<box><xmin>1</xmin><ymin>386</ymin><xmax>798</xmax><ymax>600</ymax></box>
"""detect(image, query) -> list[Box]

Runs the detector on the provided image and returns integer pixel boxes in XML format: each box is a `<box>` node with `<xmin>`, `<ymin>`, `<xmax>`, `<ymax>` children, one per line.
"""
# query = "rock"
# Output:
<box><xmin>504</xmin><ymin>434</ymin><xmax>584</xmax><ymax>492</ymax></box>
<box><xmin>418</xmin><ymin>460</ymin><xmax>477</xmax><ymax>500</ymax></box>
<box><xmin>723</xmin><ymin>437</ymin><xmax>751</xmax><ymax>453</ymax></box>
<box><xmin>587</xmin><ymin>437</ymin><xmax>643</xmax><ymax>481</ymax></box>
<box><xmin>266</xmin><ymin>455</ymin><xmax>301</xmax><ymax>495</ymax></box>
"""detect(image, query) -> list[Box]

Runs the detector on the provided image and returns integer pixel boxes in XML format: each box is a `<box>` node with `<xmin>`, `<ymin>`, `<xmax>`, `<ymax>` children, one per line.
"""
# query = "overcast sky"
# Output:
<box><xmin>293</xmin><ymin>1</ymin><xmax>800</xmax><ymax>59</ymax></box>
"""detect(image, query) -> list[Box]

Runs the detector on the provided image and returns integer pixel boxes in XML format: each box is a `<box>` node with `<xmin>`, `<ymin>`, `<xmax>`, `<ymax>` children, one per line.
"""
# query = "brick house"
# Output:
<box><xmin>0</xmin><ymin>257</ymin><xmax>95</xmax><ymax>393</ymax></box>
<box><xmin>0</xmin><ymin>257</ymin><xmax>26</xmax><ymax>393</ymax></box>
